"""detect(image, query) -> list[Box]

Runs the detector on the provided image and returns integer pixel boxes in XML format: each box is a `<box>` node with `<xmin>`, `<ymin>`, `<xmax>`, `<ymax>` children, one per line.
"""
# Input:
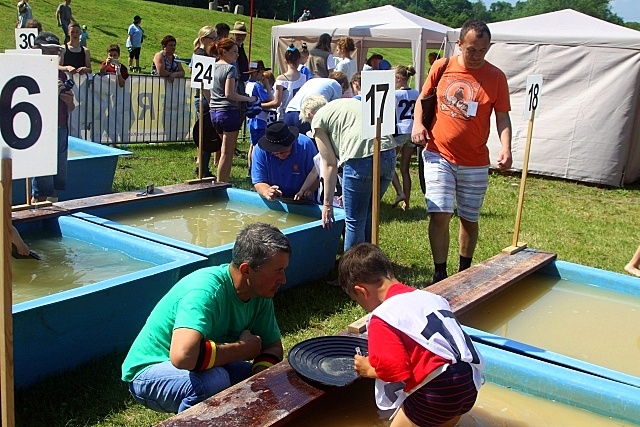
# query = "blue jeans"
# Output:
<box><xmin>342</xmin><ymin>149</ymin><xmax>396</xmax><ymax>251</ymax></box>
<box><xmin>128</xmin><ymin>360</ymin><xmax>252</xmax><ymax>414</ymax></box>
<box><xmin>32</xmin><ymin>126</ymin><xmax>68</xmax><ymax>198</ymax></box>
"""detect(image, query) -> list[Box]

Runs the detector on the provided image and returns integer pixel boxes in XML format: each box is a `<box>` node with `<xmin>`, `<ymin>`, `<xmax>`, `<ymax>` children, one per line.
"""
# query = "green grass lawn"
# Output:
<box><xmin>4</xmin><ymin>0</ymin><xmax>640</xmax><ymax>425</ymax></box>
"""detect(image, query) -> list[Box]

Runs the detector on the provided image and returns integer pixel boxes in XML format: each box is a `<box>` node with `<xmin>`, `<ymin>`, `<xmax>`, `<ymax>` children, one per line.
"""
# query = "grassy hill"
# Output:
<box><xmin>1</xmin><ymin>0</ymin><xmax>413</xmax><ymax>73</ymax></box>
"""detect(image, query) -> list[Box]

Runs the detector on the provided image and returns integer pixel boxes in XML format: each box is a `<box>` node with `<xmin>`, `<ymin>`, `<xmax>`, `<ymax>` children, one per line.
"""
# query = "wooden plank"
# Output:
<box><xmin>156</xmin><ymin>249</ymin><xmax>557</xmax><ymax>426</ymax></box>
<box><xmin>156</xmin><ymin>359</ymin><xmax>330</xmax><ymax>427</ymax></box>
<box><xmin>10</xmin><ymin>181</ymin><xmax>230</xmax><ymax>224</ymax></box>
<box><xmin>428</xmin><ymin>248</ymin><xmax>556</xmax><ymax>316</ymax></box>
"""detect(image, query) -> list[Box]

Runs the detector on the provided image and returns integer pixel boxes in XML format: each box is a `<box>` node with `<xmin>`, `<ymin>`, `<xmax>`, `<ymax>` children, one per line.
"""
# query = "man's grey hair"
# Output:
<box><xmin>299</xmin><ymin>94</ymin><xmax>328</xmax><ymax>123</ymax></box>
<box><xmin>231</xmin><ymin>223</ymin><xmax>291</xmax><ymax>270</ymax></box>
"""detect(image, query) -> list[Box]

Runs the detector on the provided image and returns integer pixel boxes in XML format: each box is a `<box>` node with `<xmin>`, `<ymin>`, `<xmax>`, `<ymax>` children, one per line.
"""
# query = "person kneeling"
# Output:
<box><xmin>339</xmin><ymin>243</ymin><xmax>484</xmax><ymax>427</ymax></box>
<box><xmin>122</xmin><ymin>223</ymin><xmax>289</xmax><ymax>413</ymax></box>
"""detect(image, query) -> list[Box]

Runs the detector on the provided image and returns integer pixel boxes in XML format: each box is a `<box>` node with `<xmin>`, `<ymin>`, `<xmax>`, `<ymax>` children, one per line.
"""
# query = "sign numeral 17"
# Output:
<box><xmin>365</xmin><ymin>83</ymin><xmax>389</xmax><ymax>125</ymax></box>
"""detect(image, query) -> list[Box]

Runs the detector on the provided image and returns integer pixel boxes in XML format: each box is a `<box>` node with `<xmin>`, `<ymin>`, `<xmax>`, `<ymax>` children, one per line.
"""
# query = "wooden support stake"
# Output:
<box><xmin>503</xmin><ymin>109</ymin><xmax>535</xmax><ymax>255</ymax></box>
<box><xmin>371</xmin><ymin>117</ymin><xmax>382</xmax><ymax>245</ymax></box>
<box><xmin>1</xmin><ymin>159</ymin><xmax>15</xmax><ymax>427</ymax></box>
<box><xmin>187</xmin><ymin>82</ymin><xmax>211</xmax><ymax>185</ymax></box>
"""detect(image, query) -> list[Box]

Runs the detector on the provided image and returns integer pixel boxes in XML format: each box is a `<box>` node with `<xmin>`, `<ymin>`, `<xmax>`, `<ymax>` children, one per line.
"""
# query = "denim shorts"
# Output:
<box><xmin>210</xmin><ymin>108</ymin><xmax>242</xmax><ymax>133</ymax></box>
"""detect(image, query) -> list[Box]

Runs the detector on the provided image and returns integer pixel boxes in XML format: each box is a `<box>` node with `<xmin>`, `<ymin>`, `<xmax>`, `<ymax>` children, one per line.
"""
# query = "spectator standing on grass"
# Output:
<box><xmin>245</xmin><ymin>60</ymin><xmax>274</xmax><ymax>176</ymax></box>
<box><xmin>59</xmin><ymin>22</ymin><xmax>91</xmax><ymax>75</ymax></box>
<box><xmin>79</xmin><ymin>24</ymin><xmax>89</xmax><ymax>47</ymax></box>
<box><xmin>55</xmin><ymin>0</ymin><xmax>76</xmax><ymax>44</ymax></box>
<box><xmin>126</xmin><ymin>15</ymin><xmax>144</xmax><ymax>72</ymax></box>
<box><xmin>190</xmin><ymin>26</ymin><xmax>218</xmax><ymax>118</ymax></box>
<box><xmin>389</xmin><ymin>65</ymin><xmax>419</xmax><ymax>212</ymax></box>
<box><xmin>209</xmin><ymin>38</ymin><xmax>258</xmax><ymax>183</ymax></box>
<box><xmin>216</xmin><ymin>22</ymin><xmax>230</xmax><ymax>40</ymax></box>
<box><xmin>411</xmin><ymin>20</ymin><xmax>512</xmax><ymax>284</ymax></box>
<box><xmin>122</xmin><ymin>223</ymin><xmax>288</xmax><ymax>414</ymax></box>
<box><xmin>307</xmin><ymin>33</ymin><xmax>334</xmax><ymax>78</ymax></box>
<box><xmin>261</xmin><ymin>45</ymin><xmax>306</xmax><ymax>122</ymax></box>
<box><xmin>152</xmin><ymin>35</ymin><xmax>185</xmax><ymax>83</ymax></box>
<box><xmin>30</xmin><ymin>32</ymin><xmax>75</xmax><ymax>203</ymax></box>
<box><xmin>16</xmin><ymin>0</ymin><xmax>32</xmax><ymax>28</ymax></box>
<box><xmin>230</xmin><ymin>22</ymin><xmax>250</xmax><ymax>84</ymax></box>
<box><xmin>97</xmin><ymin>44</ymin><xmax>130</xmax><ymax>145</ymax></box>
<box><xmin>334</xmin><ymin>37</ymin><xmax>357</xmax><ymax>82</ymax></box>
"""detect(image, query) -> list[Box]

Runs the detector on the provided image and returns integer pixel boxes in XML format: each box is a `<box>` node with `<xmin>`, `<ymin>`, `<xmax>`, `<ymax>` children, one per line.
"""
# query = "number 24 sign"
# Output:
<box><xmin>190</xmin><ymin>55</ymin><xmax>216</xmax><ymax>90</ymax></box>
<box><xmin>0</xmin><ymin>54</ymin><xmax>59</xmax><ymax>179</ymax></box>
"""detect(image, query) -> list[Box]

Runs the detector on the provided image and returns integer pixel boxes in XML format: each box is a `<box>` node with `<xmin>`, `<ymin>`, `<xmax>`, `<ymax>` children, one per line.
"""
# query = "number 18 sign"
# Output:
<box><xmin>0</xmin><ymin>54</ymin><xmax>59</xmax><ymax>179</ymax></box>
<box><xmin>523</xmin><ymin>74</ymin><xmax>543</xmax><ymax>120</ymax></box>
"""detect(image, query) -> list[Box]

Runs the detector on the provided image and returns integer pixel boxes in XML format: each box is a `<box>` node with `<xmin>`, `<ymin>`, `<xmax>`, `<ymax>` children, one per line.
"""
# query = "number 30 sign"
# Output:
<box><xmin>0</xmin><ymin>53</ymin><xmax>59</xmax><ymax>179</ymax></box>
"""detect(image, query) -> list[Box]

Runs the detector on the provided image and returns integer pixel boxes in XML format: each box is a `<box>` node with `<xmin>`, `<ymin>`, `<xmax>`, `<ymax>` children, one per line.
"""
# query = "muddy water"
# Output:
<box><xmin>12</xmin><ymin>230</ymin><xmax>155</xmax><ymax>304</ymax></box>
<box><xmin>107</xmin><ymin>199</ymin><xmax>313</xmax><ymax>247</ymax></box>
<box><xmin>287</xmin><ymin>378</ymin><xmax>634</xmax><ymax>426</ymax></box>
<box><xmin>458</xmin><ymin>273</ymin><xmax>640</xmax><ymax>377</ymax></box>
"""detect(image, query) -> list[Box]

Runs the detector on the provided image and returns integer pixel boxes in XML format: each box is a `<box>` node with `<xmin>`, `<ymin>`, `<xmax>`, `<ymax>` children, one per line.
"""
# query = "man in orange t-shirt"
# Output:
<box><xmin>412</xmin><ymin>20</ymin><xmax>512</xmax><ymax>284</ymax></box>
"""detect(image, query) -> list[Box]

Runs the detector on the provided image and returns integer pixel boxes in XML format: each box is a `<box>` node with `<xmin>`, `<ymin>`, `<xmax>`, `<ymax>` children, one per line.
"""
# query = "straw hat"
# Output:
<box><xmin>229</xmin><ymin>21</ymin><xmax>248</xmax><ymax>35</ymax></box>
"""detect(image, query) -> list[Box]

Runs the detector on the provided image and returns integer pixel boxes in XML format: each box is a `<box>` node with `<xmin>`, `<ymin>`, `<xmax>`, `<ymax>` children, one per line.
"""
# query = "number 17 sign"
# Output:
<box><xmin>0</xmin><ymin>53</ymin><xmax>58</xmax><ymax>179</ymax></box>
<box><xmin>361</xmin><ymin>70</ymin><xmax>395</xmax><ymax>139</ymax></box>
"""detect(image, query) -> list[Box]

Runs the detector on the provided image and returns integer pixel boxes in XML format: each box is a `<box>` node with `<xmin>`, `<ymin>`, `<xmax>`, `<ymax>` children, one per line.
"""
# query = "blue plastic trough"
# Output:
<box><xmin>476</xmin><ymin>341</ymin><xmax>640</xmax><ymax>424</ymax></box>
<box><xmin>12</xmin><ymin>136</ymin><xmax>130</xmax><ymax>205</ymax></box>
<box><xmin>463</xmin><ymin>259</ymin><xmax>640</xmax><ymax>410</ymax></box>
<box><xmin>13</xmin><ymin>215</ymin><xmax>207</xmax><ymax>388</ymax></box>
<box><xmin>72</xmin><ymin>187</ymin><xmax>346</xmax><ymax>289</ymax></box>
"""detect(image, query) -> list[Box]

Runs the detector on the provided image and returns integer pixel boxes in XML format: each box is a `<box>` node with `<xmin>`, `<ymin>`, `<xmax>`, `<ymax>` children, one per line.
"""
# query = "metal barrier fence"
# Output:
<box><xmin>66</xmin><ymin>73</ymin><xmax>195</xmax><ymax>144</ymax></box>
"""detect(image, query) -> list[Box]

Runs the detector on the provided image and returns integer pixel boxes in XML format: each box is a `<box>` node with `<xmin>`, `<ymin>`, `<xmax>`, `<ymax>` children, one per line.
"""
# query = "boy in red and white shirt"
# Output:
<box><xmin>338</xmin><ymin>243</ymin><xmax>484</xmax><ymax>427</ymax></box>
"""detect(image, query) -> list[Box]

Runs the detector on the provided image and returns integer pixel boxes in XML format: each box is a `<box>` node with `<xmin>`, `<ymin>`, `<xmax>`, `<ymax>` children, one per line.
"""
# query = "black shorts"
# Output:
<box><xmin>403</xmin><ymin>362</ymin><xmax>478</xmax><ymax>427</ymax></box>
<box><xmin>129</xmin><ymin>47</ymin><xmax>141</xmax><ymax>60</ymax></box>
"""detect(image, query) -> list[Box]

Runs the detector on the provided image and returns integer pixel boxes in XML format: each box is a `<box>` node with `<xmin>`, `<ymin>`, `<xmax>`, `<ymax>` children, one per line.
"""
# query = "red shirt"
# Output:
<box><xmin>368</xmin><ymin>283</ymin><xmax>450</xmax><ymax>391</ymax></box>
<box><xmin>99</xmin><ymin>62</ymin><xmax>129</xmax><ymax>81</ymax></box>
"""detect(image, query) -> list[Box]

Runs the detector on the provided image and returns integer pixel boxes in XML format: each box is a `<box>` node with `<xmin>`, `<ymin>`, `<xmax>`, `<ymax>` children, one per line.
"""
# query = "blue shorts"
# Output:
<box><xmin>404</xmin><ymin>362</ymin><xmax>477</xmax><ymax>427</ymax></box>
<box><xmin>422</xmin><ymin>150</ymin><xmax>488</xmax><ymax>222</ymax></box>
<box><xmin>210</xmin><ymin>109</ymin><xmax>242</xmax><ymax>133</ymax></box>
<box><xmin>32</xmin><ymin>126</ymin><xmax>69</xmax><ymax>198</ymax></box>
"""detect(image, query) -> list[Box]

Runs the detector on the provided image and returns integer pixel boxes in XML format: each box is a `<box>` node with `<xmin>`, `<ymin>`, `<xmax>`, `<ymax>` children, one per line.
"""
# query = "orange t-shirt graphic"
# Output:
<box><xmin>422</xmin><ymin>56</ymin><xmax>510</xmax><ymax>167</ymax></box>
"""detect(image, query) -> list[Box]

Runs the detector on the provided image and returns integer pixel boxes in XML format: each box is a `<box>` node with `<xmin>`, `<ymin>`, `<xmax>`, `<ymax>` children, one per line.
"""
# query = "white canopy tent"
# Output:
<box><xmin>270</xmin><ymin>5</ymin><xmax>451</xmax><ymax>90</ymax></box>
<box><xmin>445</xmin><ymin>9</ymin><xmax>640</xmax><ymax>186</ymax></box>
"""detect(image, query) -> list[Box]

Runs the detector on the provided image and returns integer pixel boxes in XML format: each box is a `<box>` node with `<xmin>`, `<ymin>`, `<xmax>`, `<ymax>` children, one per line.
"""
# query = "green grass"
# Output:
<box><xmin>13</xmin><ymin>138</ymin><xmax>640</xmax><ymax>426</ymax></box>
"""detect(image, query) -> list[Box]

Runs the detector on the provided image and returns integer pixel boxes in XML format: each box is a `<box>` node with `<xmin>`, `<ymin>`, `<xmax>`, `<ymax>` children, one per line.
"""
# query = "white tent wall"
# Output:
<box><xmin>445</xmin><ymin>10</ymin><xmax>640</xmax><ymax>187</ymax></box>
<box><xmin>270</xmin><ymin>5</ymin><xmax>450</xmax><ymax>91</ymax></box>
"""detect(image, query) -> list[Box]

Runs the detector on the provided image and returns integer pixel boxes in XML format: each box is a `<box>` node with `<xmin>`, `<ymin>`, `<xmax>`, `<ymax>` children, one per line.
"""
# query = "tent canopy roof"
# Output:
<box><xmin>447</xmin><ymin>9</ymin><xmax>640</xmax><ymax>50</ymax></box>
<box><xmin>272</xmin><ymin>5</ymin><xmax>451</xmax><ymax>48</ymax></box>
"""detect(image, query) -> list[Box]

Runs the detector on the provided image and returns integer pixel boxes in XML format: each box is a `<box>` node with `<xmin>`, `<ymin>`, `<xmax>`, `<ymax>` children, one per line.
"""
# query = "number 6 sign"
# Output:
<box><xmin>0</xmin><ymin>54</ymin><xmax>59</xmax><ymax>179</ymax></box>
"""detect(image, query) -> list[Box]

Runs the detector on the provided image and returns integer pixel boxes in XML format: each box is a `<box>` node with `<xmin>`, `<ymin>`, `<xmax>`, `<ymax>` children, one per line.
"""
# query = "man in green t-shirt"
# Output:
<box><xmin>122</xmin><ymin>223</ymin><xmax>290</xmax><ymax>414</ymax></box>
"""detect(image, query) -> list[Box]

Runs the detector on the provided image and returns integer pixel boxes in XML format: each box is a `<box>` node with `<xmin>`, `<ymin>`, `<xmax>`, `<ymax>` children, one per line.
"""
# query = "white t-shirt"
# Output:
<box><xmin>335</xmin><ymin>58</ymin><xmax>357</xmax><ymax>81</ymax></box>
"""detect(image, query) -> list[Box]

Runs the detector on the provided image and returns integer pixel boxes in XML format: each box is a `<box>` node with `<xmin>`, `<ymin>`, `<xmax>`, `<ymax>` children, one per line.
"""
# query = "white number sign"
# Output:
<box><xmin>523</xmin><ymin>74</ymin><xmax>543</xmax><ymax>120</ymax></box>
<box><xmin>0</xmin><ymin>54</ymin><xmax>59</xmax><ymax>179</ymax></box>
<box><xmin>15</xmin><ymin>28</ymin><xmax>38</xmax><ymax>50</ymax></box>
<box><xmin>361</xmin><ymin>70</ymin><xmax>395</xmax><ymax>139</ymax></box>
<box><xmin>190</xmin><ymin>55</ymin><xmax>216</xmax><ymax>90</ymax></box>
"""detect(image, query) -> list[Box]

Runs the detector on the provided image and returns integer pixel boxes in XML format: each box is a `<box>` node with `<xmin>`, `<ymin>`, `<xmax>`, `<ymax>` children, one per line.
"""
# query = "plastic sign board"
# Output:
<box><xmin>0</xmin><ymin>53</ymin><xmax>59</xmax><ymax>179</ymax></box>
<box><xmin>190</xmin><ymin>55</ymin><xmax>216</xmax><ymax>90</ymax></box>
<box><xmin>523</xmin><ymin>74</ymin><xmax>543</xmax><ymax>120</ymax></box>
<box><xmin>361</xmin><ymin>70</ymin><xmax>395</xmax><ymax>139</ymax></box>
<box><xmin>15</xmin><ymin>28</ymin><xmax>38</xmax><ymax>50</ymax></box>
